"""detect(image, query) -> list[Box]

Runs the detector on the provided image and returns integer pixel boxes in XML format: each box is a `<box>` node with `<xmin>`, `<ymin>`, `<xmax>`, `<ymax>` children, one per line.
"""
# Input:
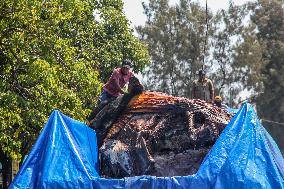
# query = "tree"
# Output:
<box><xmin>252</xmin><ymin>0</ymin><xmax>284</xmax><ymax>152</ymax></box>
<box><xmin>231</xmin><ymin>0</ymin><xmax>284</xmax><ymax>152</ymax></box>
<box><xmin>92</xmin><ymin>0</ymin><xmax>150</xmax><ymax>82</ymax></box>
<box><xmin>231</xmin><ymin>23</ymin><xmax>266</xmax><ymax>100</ymax></box>
<box><xmin>137</xmin><ymin>0</ymin><xmax>251</xmax><ymax>103</ymax></box>
<box><xmin>210</xmin><ymin>1</ymin><xmax>250</xmax><ymax>104</ymax></box>
<box><xmin>250</xmin><ymin>0</ymin><xmax>284</xmax><ymax>122</ymax></box>
<box><xmin>0</xmin><ymin>0</ymin><xmax>150</xmax><ymax>187</ymax></box>
<box><xmin>232</xmin><ymin>0</ymin><xmax>284</xmax><ymax>116</ymax></box>
<box><xmin>137</xmin><ymin>0</ymin><xmax>213</xmax><ymax>97</ymax></box>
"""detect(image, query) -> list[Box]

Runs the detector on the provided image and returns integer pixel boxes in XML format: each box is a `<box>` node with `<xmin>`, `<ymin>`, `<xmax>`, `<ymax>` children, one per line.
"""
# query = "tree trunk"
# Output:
<box><xmin>0</xmin><ymin>149</ymin><xmax>12</xmax><ymax>189</ymax></box>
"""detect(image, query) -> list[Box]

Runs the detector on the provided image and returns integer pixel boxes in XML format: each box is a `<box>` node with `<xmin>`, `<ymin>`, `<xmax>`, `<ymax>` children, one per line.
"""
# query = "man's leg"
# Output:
<box><xmin>87</xmin><ymin>90</ymin><xmax>115</xmax><ymax>124</ymax></box>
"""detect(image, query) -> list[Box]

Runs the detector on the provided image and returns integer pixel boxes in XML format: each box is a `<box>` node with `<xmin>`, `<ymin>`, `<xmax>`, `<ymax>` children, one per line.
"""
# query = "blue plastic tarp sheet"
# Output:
<box><xmin>10</xmin><ymin>103</ymin><xmax>284</xmax><ymax>189</ymax></box>
<box><xmin>227</xmin><ymin>106</ymin><xmax>239</xmax><ymax>114</ymax></box>
<box><xmin>10</xmin><ymin>110</ymin><xmax>99</xmax><ymax>189</ymax></box>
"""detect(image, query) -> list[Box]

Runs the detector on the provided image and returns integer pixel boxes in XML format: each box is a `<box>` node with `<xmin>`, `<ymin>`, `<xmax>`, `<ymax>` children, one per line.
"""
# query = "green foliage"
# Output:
<box><xmin>137</xmin><ymin>0</ymin><xmax>211</xmax><ymax>97</ymax></box>
<box><xmin>227</xmin><ymin>0</ymin><xmax>284</xmax><ymax>123</ymax></box>
<box><xmin>232</xmin><ymin>25</ymin><xmax>266</xmax><ymax>93</ymax></box>
<box><xmin>0</xmin><ymin>0</ymin><xmax>150</xmax><ymax>160</ymax></box>
<box><xmin>210</xmin><ymin>2</ymin><xmax>250</xmax><ymax>99</ymax></box>
<box><xmin>251</xmin><ymin>0</ymin><xmax>284</xmax><ymax>122</ymax></box>
<box><xmin>232</xmin><ymin>0</ymin><xmax>284</xmax><ymax>153</ymax></box>
<box><xmin>231</xmin><ymin>0</ymin><xmax>284</xmax><ymax>115</ymax></box>
<box><xmin>138</xmin><ymin>0</ymin><xmax>282</xmax><ymax>110</ymax></box>
<box><xmin>137</xmin><ymin>0</ymin><xmax>250</xmax><ymax>103</ymax></box>
<box><xmin>94</xmin><ymin>0</ymin><xmax>150</xmax><ymax>82</ymax></box>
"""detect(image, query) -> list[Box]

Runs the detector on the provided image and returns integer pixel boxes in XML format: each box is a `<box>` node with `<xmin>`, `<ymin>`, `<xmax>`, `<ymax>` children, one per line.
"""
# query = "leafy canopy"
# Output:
<box><xmin>0</xmin><ymin>0</ymin><xmax>150</xmax><ymax>160</ymax></box>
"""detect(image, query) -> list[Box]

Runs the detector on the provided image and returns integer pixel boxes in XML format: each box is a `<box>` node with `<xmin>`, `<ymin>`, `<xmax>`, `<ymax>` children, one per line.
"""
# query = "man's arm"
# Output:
<box><xmin>192</xmin><ymin>82</ymin><xmax>196</xmax><ymax>99</ymax></box>
<box><xmin>109</xmin><ymin>71</ymin><xmax>124</xmax><ymax>94</ymax></box>
<box><xmin>113</xmin><ymin>78</ymin><xmax>125</xmax><ymax>94</ymax></box>
<box><xmin>208</xmin><ymin>80</ymin><xmax>214</xmax><ymax>102</ymax></box>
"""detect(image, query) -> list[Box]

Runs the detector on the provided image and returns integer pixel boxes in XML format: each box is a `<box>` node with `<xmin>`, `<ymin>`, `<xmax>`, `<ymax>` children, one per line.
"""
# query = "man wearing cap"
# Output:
<box><xmin>99</xmin><ymin>59</ymin><xmax>134</xmax><ymax>105</ymax></box>
<box><xmin>192</xmin><ymin>70</ymin><xmax>214</xmax><ymax>103</ymax></box>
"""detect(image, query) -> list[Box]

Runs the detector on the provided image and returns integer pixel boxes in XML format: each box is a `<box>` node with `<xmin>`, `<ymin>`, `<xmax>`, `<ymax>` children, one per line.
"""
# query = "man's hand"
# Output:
<box><xmin>120</xmin><ymin>89</ymin><xmax>126</xmax><ymax>94</ymax></box>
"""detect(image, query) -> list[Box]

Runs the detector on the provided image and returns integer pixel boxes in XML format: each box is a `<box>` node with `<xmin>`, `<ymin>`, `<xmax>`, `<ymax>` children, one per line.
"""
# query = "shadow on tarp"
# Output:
<box><xmin>10</xmin><ymin>103</ymin><xmax>284</xmax><ymax>189</ymax></box>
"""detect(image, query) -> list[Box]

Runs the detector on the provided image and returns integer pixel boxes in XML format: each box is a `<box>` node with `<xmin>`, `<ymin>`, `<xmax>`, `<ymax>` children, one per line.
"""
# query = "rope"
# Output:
<box><xmin>261</xmin><ymin>119</ymin><xmax>284</xmax><ymax>126</ymax></box>
<box><xmin>202</xmin><ymin>0</ymin><xmax>208</xmax><ymax>70</ymax></box>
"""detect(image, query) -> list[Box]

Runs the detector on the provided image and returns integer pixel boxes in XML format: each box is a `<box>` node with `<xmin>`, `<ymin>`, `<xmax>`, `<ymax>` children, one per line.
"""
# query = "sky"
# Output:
<box><xmin>122</xmin><ymin>0</ymin><xmax>254</xmax><ymax>31</ymax></box>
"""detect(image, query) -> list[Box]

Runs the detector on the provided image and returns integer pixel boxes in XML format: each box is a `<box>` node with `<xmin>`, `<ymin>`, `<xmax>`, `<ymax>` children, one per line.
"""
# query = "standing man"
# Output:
<box><xmin>99</xmin><ymin>59</ymin><xmax>134</xmax><ymax>105</ymax></box>
<box><xmin>192</xmin><ymin>69</ymin><xmax>214</xmax><ymax>103</ymax></box>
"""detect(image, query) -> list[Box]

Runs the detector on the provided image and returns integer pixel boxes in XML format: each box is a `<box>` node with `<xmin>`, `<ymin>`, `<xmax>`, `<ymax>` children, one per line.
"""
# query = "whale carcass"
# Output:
<box><xmin>89</xmin><ymin>91</ymin><xmax>232</xmax><ymax>178</ymax></box>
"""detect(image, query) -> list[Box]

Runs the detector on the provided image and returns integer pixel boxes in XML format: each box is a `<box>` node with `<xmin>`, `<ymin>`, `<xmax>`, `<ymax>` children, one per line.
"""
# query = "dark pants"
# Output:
<box><xmin>87</xmin><ymin>90</ymin><xmax>117</xmax><ymax>123</ymax></box>
<box><xmin>98</xmin><ymin>90</ymin><xmax>116</xmax><ymax>105</ymax></box>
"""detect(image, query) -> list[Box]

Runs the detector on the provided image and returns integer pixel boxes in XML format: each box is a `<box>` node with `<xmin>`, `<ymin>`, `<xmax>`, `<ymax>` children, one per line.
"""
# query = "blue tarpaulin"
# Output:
<box><xmin>10</xmin><ymin>110</ymin><xmax>99</xmax><ymax>189</ymax></box>
<box><xmin>227</xmin><ymin>106</ymin><xmax>239</xmax><ymax>115</ymax></box>
<box><xmin>10</xmin><ymin>103</ymin><xmax>284</xmax><ymax>189</ymax></box>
